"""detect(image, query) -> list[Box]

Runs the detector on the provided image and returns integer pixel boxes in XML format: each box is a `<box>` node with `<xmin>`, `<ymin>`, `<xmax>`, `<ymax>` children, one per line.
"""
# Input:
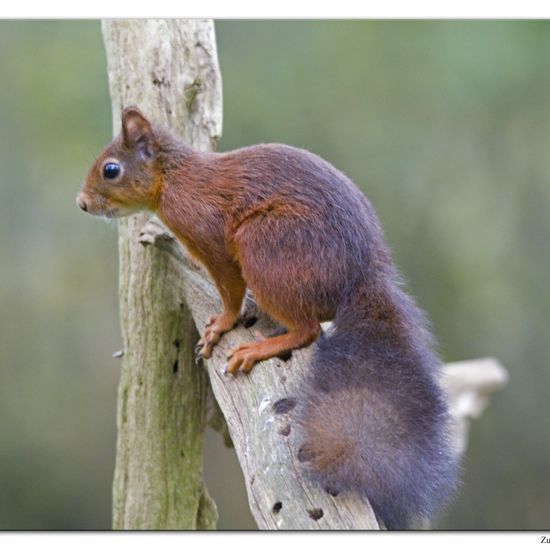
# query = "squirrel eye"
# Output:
<box><xmin>103</xmin><ymin>162</ymin><xmax>121</xmax><ymax>180</ymax></box>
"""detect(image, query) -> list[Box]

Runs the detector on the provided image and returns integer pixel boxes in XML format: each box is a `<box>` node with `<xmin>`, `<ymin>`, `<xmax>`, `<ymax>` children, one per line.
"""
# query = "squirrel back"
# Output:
<box><xmin>78</xmin><ymin>107</ymin><xmax>459</xmax><ymax>529</ymax></box>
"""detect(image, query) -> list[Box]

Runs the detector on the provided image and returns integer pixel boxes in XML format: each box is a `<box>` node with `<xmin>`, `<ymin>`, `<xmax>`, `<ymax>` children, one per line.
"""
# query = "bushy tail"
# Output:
<box><xmin>296</xmin><ymin>283</ymin><xmax>459</xmax><ymax>530</ymax></box>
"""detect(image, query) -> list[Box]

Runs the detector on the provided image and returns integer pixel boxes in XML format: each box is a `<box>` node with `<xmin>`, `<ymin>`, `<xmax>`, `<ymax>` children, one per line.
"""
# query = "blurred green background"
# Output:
<box><xmin>0</xmin><ymin>20</ymin><xmax>549</xmax><ymax>530</ymax></box>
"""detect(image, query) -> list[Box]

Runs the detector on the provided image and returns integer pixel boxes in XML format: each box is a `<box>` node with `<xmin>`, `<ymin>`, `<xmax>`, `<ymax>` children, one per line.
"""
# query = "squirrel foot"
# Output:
<box><xmin>196</xmin><ymin>313</ymin><xmax>238</xmax><ymax>359</ymax></box>
<box><xmin>225</xmin><ymin>324</ymin><xmax>320</xmax><ymax>375</ymax></box>
<box><xmin>226</xmin><ymin>341</ymin><xmax>264</xmax><ymax>375</ymax></box>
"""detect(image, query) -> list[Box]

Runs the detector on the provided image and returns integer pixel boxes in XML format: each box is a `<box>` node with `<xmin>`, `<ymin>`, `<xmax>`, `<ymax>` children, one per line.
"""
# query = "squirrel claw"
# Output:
<box><xmin>196</xmin><ymin>313</ymin><xmax>237</xmax><ymax>363</ymax></box>
<box><xmin>194</xmin><ymin>342</ymin><xmax>208</xmax><ymax>364</ymax></box>
<box><xmin>195</xmin><ymin>319</ymin><xmax>226</xmax><ymax>361</ymax></box>
<box><xmin>195</xmin><ymin>333</ymin><xmax>216</xmax><ymax>361</ymax></box>
<box><xmin>222</xmin><ymin>362</ymin><xmax>235</xmax><ymax>377</ymax></box>
<box><xmin>226</xmin><ymin>343</ymin><xmax>260</xmax><ymax>375</ymax></box>
<box><xmin>196</xmin><ymin>341</ymin><xmax>214</xmax><ymax>360</ymax></box>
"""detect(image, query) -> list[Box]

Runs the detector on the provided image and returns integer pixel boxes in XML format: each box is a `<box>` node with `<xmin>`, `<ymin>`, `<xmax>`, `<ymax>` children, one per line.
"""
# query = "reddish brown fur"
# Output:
<box><xmin>78</xmin><ymin>107</ymin><xmax>458</xmax><ymax>528</ymax></box>
<box><xmin>79</xmin><ymin>108</ymin><xmax>347</xmax><ymax>368</ymax></box>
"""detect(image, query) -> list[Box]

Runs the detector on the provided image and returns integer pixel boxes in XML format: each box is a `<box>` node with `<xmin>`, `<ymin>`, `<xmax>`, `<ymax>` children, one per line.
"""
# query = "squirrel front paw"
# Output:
<box><xmin>195</xmin><ymin>313</ymin><xmax>237</xmax><ymax>360</ymax></box>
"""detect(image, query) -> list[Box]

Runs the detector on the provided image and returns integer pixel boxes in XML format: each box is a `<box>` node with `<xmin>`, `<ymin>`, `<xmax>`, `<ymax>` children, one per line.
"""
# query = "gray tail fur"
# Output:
<box><xmin>296</xmin><ymin>282</ymin><xmax>459</xmax><ymax>529</ymax></box>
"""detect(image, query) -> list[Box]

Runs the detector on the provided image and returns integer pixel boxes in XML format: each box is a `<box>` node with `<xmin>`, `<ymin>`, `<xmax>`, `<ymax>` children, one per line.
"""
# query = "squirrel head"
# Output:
<box><xmin>77</xmin><ymin>107</ymin><xmax>162</xmax><ymax>218</ymax></box>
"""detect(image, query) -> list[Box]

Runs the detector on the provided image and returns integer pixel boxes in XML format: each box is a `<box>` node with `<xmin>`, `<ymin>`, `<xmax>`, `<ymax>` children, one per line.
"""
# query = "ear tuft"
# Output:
<box><xmin>121</xmin><ymin>106</ymin><xmax>155</xmax><ymax>159</ymax></box>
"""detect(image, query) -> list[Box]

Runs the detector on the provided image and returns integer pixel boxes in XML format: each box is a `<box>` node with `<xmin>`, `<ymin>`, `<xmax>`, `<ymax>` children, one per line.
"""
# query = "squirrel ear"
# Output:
<box><xmin>121</xmin><ymin>107</ymin><xmax>155</xmax><ymax>160</ymax></box>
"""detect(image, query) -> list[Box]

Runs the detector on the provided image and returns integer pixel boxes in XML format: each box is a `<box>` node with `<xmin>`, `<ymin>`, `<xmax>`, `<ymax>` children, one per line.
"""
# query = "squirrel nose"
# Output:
<box><xmin>76</xmin><ymin>194</ymin><xmax>88</xmax><ymax>212</ymax></box>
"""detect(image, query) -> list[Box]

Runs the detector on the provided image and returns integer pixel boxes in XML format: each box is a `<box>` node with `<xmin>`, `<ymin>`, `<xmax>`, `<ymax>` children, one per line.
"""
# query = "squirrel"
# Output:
<box><xmin>77</xmin><ymin>106</ymin><xmax>459</xmax><ymax>529</ymax></box>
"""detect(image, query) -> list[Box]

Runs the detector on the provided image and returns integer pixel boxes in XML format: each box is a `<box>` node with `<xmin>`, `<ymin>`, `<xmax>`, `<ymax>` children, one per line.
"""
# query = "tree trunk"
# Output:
<box><xmin>102</xmin><ymin>19</ymin><xmax>222</xmax><ymax>530</ymax></box>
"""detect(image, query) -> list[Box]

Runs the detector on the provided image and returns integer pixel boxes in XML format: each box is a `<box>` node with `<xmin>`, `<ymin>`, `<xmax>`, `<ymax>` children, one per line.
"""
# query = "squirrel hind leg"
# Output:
<box><xmin>225</xmin><ymin>323</ymin><xmax>320</xmax><ymax>375</ymax></box>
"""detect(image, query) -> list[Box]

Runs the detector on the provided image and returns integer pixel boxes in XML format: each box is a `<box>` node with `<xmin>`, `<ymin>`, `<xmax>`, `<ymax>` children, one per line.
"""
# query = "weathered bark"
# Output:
<box><xmin>102</xmin><ymin>19</ymin><xmax>222</xmax><ymax>530</ymax></box>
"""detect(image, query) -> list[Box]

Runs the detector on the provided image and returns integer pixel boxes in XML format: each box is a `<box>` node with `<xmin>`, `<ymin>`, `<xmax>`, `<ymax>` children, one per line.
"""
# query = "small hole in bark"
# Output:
<box><xmin>308</xmin><ymin>508</ymin><xmax>323</xmax><ymax>521</ymax></box>
<box><xmin>272</xmin><ymin>398</ymin><xmax>297</xmax><ymax>414</ymax></box>
<box><xmin>242</xmin><ymin>316</ymin><xmax>258</xmax><ymax>328</ymax></box>
<box><xmin>173</xmin><ymin>339</ymin><xmax>180</xmax><ymax>349</ymax></box>
<box><xmin>298</xmin><ymin>446</ymin><xmax>316</xmax><ymax>463</ymax></box>
<box><xmin>173</xmin><ymin>359</ymin><xmax>179</xmax><ymax>373</ymax></box>
<box><xmin>278</xmin><ymin>424</ymin><xmax>291</xmax><ymax>436</ymax></box>
<box><xmin>272</xmin><ymin>502</ymin><xmax>283</xmax><ymax>515</ymax></box>
<box><xmin>277</xmin><ymin>350</ymin><xmax>292</xmax><ymax>362</ymax></box>
<box><xmin>325</xmin><ymin>487</ymin><xmax>339</xmax><ymax>497</ymax></box>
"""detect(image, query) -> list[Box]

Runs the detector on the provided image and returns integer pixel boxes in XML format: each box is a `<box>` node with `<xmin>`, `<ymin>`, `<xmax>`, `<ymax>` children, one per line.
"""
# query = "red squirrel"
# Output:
<box><xmin>78</xmin><ymin>107</ymin><xmax>458</xmax><ymax>529</ymax></box>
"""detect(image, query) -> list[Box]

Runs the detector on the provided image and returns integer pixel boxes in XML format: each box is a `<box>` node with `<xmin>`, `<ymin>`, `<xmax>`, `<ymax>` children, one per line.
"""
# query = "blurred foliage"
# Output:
<box><xmin>0</xmin><ymin>20</ymin><xmax>548</xmax><ymax>530</ymax></box>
